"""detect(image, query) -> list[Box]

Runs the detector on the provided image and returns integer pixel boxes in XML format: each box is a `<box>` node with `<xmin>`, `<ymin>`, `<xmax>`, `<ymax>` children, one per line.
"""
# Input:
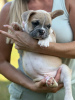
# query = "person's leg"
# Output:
<box><xmin>10</xmin><ymin>95</ymin><xmax>21</xmax><ymax>100</ymax></box>
<box><xmin>8</xmin><ymin>83</ymin><xmax>48</xmax><ymax>100</ymax></box>
<box><xmin>8</xmin><ymin>83</ymin><xmax>23</xmax><ymax>100</ymax></box>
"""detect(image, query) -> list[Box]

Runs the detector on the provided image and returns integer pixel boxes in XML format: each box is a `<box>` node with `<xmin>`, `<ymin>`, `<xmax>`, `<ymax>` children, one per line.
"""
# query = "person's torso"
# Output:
<box><xmin>52</xmin><ymin>0</ymin><xmax>73</xmax><ymax>43</ymax></box>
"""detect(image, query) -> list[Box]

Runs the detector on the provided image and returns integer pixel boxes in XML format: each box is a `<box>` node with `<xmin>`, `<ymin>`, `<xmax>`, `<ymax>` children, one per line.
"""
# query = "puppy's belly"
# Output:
<box><xmin>22</xmin><ymin>51</ymin><xmax>62</xmax><ymax>81</ymax></box>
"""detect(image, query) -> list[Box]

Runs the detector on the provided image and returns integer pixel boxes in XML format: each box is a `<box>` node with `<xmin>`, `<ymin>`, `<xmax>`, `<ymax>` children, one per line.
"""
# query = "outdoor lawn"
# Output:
<box><xmin>0</xmin><ymin>81</ymin><xmax>11</xmax><ymax>100</ymax></box>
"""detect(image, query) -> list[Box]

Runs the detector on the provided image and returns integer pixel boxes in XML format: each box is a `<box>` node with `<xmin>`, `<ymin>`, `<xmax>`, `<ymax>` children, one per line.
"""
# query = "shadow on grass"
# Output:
<box><xmin>0</xmin><ymin>81</ymin><xmax>11</xmax><ymax>100</ymax></box>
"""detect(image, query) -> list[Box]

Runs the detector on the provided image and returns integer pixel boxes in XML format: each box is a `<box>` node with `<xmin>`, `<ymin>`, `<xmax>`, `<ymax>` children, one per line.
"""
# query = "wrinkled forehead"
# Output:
<box><xmin>29</xmin><ymin>12</ymin><xmax>51</xmax><ymax>25</ymax></box>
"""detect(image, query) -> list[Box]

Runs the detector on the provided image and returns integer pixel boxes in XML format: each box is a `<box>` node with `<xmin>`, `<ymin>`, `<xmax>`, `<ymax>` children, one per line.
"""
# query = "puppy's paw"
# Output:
<box><xmin>11</xmin><ymin>22</ymin><xmax>23</xmax><ymax>31</ymax></box>
<box><xmin>45</xmin><ymin>76</ymin><xmax>58</xmax><ymax>87</ymax></box>
<box><xmin>38</xmin><ymin>40</ymin><xmax>50</xmax><ymax>47</ymax></box>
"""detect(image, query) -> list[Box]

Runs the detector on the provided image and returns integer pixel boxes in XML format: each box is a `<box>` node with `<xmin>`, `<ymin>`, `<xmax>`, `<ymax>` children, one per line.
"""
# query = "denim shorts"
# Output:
<box><xmin>8</xmin><ymin>82</ymin><xmax>75</xmax><ymax>100</ymax></box>
<box><xmin>8</xmin><ymin>83</ymin><xmax>48</xmax><ymax>100</ymax></box>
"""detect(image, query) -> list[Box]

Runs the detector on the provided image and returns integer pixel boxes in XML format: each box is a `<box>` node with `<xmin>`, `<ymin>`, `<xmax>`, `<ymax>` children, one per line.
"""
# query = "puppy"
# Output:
<box><xmin>10</xmin><ymin>10</ymin><xmax>74</xmax><ymax>100</ymax></box>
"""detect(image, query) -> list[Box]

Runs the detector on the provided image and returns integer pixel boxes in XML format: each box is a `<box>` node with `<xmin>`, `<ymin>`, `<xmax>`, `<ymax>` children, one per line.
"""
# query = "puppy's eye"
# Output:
<box><xmin>47</xmin><ymin>24</ymin><xmax>51</xmax><ymax>29</ymax></box>
<box><xmin>32</xmin><ymin>21</ymin><xmax>39</xmax><ymax>26</ymax></box>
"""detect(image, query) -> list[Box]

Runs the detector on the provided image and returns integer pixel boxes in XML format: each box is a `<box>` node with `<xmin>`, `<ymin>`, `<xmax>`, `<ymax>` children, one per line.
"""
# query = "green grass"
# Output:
<box><xmin>0</xmin><ymin>81</ymin><xmax>11</xmax><ymax>100</ymax></box>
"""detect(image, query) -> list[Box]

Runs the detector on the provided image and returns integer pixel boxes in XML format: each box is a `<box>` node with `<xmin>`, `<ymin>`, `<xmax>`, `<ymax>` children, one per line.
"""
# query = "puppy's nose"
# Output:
<box><xmin>39</xmin><ymin>29</ymin><xmax>45</xmax><ymax>35</ymax></box>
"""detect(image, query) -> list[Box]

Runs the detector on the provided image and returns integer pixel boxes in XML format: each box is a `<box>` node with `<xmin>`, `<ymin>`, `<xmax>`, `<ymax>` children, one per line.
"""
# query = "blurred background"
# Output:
<box><xmin>0</xmin><ymin>0</ymin><xmax>19</xmax><ymax>100</ymax></box>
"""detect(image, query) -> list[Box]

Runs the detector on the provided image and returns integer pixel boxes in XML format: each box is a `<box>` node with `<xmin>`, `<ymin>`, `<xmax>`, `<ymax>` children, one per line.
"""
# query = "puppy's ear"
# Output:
<box><xmin>50</xmin><ymin>10</ymin><xmax>64</xmax><ymax>19</ymax></box>
<box><xmin>21</xmin><ymin>10</ymin><xmax>36</xmax><ymax>22</ymax></box>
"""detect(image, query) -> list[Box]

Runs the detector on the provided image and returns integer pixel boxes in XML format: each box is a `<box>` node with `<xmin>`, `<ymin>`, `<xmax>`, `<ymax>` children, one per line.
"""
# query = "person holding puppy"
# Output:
<box><xmin>0</xmin><ymin>0</ymin><xmax>75</xmax><ymax>100</ymax></box>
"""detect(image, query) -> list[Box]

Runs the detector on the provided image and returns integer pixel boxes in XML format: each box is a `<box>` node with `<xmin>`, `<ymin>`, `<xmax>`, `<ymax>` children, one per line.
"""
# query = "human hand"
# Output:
<box><xmin>0</xmin><ymin>25</ymin><xmax>37</xmax><ymax>51</ymax></box>
<box><xmin>31</xmin><ymin>68</ymin><xmax>63</xmax><ymax>93</ymax></box>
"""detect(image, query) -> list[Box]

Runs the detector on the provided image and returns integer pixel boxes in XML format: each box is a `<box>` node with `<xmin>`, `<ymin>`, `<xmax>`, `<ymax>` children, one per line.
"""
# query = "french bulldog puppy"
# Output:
<box><xmin>11</xmin><ymin>10</ymin><xmax>74</xmax><ymax>100</ymax></box>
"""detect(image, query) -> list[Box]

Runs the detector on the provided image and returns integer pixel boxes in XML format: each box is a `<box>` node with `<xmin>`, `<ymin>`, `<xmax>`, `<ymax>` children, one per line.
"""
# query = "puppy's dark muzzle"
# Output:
<box><xmin>30</xmin><ymin>27</ymin><xmax>49</xmax><ymax>40</ymax></box>
<box><xmin>39</xmin><ymin>29</ymin><xmax>45</xmax><ymax>35</ymax></box>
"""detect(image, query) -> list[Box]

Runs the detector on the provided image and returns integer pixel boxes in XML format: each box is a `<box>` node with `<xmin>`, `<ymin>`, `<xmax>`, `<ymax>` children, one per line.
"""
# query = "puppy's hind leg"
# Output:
<box><xmin>60</xmin><ymin>64</ymin><xmax>74</xmax><ymax>100</ymax></box>
<box><xmin>45</xmin><ymin>75</ymin><xmax>58</xmax><ymax>87</ymax></box>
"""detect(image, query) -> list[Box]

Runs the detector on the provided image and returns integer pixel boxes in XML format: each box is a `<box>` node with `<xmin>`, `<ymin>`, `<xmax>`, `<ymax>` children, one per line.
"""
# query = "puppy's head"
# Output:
<box><xmin>22</xmin><ymin>10</ymin><xmax>64</xmax><ymax>39</ymax></box>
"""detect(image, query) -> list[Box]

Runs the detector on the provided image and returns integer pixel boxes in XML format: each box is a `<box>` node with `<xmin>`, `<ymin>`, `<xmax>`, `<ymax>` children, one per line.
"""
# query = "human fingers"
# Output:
<box><xmin>34</xmin><ymin>82</ymin><xmax>63</xmax><ymax>93</ymax></box>
<box><xmin>55</xmin><ymin>67</ymin><xmax>61</xmax><ymax>82</ymax></box>
<box><xmin>37</xmin><ymin>78</ymin><xmax>46</xmax><ymax>87</ymax></box>
<box><xmin>3</xmin><ymin>25</ymin><xmax>15</xmax><ymax>32</ymax></box>
<box><xmin>0</xmin><ymin>30</ymin><xmax>15</xmax><ymax>39</ymax></box>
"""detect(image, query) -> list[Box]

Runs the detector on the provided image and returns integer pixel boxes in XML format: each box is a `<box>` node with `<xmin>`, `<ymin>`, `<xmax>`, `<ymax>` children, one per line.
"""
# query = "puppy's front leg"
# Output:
<box><xmin>38</xmin><ymin>34</ymin><xmax>52</xmax><ymax>47</ymax></box>
<box><xmin>6</xmin><ymin>22</ymin><xmax>23</xmax><ymax>44</ymax></box>
<box><xmin>11</xmin><ymin>22</ymin><xmax>23</xmax><ymax>31</ymax></box>
<box><xmin>60</xmin><ymin>64</ymin><xmax>74</xmax><ymax>100</ymax></box>
<box><xmin>38</xmin><ymin>28</ymin><xmax>55</xmax><ymax>47</ymax></box>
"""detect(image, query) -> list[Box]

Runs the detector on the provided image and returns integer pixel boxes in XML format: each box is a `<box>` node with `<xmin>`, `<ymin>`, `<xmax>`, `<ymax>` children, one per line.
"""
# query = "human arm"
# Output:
<box><xmin>0</xmin><ymin>2</ymin><xmax>63</xmax><ymax>93</ymax></box>
<box><xmin>1</xmin><ymin>0</ymin><xmax>75</xmax><ymax>59</ymax></box>
<box><xmin>0</xmin><ymin>2</ymin><xmax>34</xmax><ymax>90</ymax></box>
